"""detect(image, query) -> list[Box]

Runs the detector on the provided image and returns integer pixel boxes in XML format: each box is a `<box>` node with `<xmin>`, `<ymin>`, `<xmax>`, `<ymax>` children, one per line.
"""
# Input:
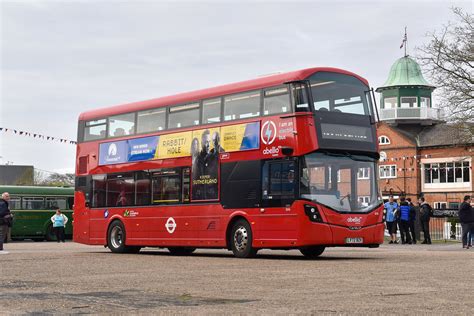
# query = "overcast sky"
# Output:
<box><xmin>0</xmin><ymin>0</ymin><xmax>471</xmax><ymax>175</ymax></box>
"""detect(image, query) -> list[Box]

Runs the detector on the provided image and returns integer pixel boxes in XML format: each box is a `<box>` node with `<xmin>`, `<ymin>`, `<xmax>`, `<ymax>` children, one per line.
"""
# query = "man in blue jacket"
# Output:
<box><xmin>397</xmin><ymin>196</ymin><xmax>413</xmax><ymax>244</ymax></box>
<box><xmin>384</xmin><ymin>195</ymin><xmax>399</xmax><ymax>244</ymax></box>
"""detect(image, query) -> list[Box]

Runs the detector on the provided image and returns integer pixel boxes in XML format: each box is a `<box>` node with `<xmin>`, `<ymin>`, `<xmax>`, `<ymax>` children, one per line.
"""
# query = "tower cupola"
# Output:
<box><xmin>376</xmin><ymin>55</ymin><xmax>442</xmax><ymax>125</ymax></box>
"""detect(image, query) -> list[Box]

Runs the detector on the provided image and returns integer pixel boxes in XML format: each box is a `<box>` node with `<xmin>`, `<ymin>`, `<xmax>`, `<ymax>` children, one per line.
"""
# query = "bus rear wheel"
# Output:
<box><xmin>299</xmin><ymin>246</ymin><xmax>325</xmax><ymax>259</ymax></box>
<box><xmin>168</xmin><ymin>247</ymin><xmax>196</xmax><ymax>256</ymax></box>
<box><xmin>107</xmin><ymin>220</ymin><xmax>140</xmax><ymax>253</ymax></box>
<box><xmin>230</xmin><ymin>219</ymin><xmax>257</xmax><ymax>258</ymax></box>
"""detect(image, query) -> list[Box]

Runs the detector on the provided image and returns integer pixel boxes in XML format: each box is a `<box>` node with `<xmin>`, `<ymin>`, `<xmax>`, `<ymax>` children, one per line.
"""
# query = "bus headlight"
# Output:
<box><xmin>304</xmin><ymin>204</ymin><xmax>323</xmax><ymax>223</ymax></box>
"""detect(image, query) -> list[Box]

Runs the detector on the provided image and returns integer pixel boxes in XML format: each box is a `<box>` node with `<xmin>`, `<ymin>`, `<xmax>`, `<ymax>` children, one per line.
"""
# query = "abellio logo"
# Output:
<box><xmin>261</xmin><ymin>121</ymin><xmax>277</xmax><ymax>145</ymax></box>
<box><xmin>347</xmin><ymin>217</ymin><xmax>363</xmax><ymax>224</ymax></box>
<box><xmin>263</xmin><ymin>147</ymin><xmax>280</xmax><ymax>155</ymax></box>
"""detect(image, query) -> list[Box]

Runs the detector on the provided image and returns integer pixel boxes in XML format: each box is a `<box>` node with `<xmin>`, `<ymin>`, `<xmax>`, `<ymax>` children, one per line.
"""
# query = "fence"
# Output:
<box><xmin>429</xmin><ymin>217</ymin><xmax>462</xmax><ymax>242</ymax></box>
<box><xmin>384</xmin><ymin>208</ymin><xmax>462</xmax><ymax>242</ymax></box>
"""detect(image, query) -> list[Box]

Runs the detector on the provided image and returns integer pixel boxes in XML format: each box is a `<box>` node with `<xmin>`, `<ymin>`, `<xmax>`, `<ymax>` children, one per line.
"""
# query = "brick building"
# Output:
<box><xmin>376</xmin><ymin>56</ymin><xmax>473</xmax><ymax>208</ymax></box>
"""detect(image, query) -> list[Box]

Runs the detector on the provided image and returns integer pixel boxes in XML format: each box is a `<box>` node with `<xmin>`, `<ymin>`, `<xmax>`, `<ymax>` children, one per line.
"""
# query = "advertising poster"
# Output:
<box><xmin>191</xmin><ymin>128</ymin><xmax>221</xmax><ymax>201</ymax></box>
<box><xmin>128</xmin><ymin>136</ymin><xmax>158</xmax><ymax>162</ymax></box>
<box><xmin>155</xmin><ymin>131</ymin><xmax>192</xmax><ymax>159</ymax></box>
<box><xmin>221</xmin><ymin>122</ymin><xmax>260</xmax><ymax>152</ymax></box>
<box><xmin>98</xmin><ymin>122</ymin><xmax>261</xmax><ymax>167</ymax></box>
<box><xmin>99</xmin><ymin>140</ymin><xmax>128</xmax><ymax>165</ymax></box>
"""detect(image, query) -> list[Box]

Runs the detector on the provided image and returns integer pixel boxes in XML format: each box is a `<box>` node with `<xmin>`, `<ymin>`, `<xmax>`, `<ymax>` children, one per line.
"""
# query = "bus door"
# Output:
<box><xmin>73</xmin><ymin>177</ymin><xmax>91</xmax><ymax>244</ymax></box>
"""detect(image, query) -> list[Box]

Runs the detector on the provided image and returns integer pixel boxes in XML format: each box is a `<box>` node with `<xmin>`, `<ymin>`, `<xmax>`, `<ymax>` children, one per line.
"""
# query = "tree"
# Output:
<box><xmin>34</xmin><ymin>170</ymin><xmax>75</xmax><ymax>187</ymax></box>
<box><xmin>417</xmin><ymin>7</ymin><xmax>473</xmax><ymax>128</ymax></box>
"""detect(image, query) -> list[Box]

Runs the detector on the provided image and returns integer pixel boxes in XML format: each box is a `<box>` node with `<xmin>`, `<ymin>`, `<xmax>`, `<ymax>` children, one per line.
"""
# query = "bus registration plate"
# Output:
<box><xmin>345</xmin><ymin>237</ymin><xmax>363</xmax><ymax>244</ymax></box>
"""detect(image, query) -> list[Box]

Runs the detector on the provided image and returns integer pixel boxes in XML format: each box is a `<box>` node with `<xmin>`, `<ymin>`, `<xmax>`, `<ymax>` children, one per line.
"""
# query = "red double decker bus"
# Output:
<box><xmin>74</xmin><ymin>67</ymin><xmax>384</xmax><ymax>258</ymax></box>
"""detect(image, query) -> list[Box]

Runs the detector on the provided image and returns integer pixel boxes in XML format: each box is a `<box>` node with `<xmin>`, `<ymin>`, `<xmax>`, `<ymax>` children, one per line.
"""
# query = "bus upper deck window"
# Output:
<box><xmin>291</xmin><ymin>84</ymin><xmax>309</xmax><ymax>112</ymax></box>
<box><xmin>108</xmin><ymin>113</ymin><xmax>136</xmax><ymax>137</ymax></box>
<box><xmin>264</xmin><ymin>87</ymin><xmax>291</xmax><ymax>115</ymax></box>
<box><xmin>84</xmin><ymin>119</ymin><xmax>106</xmax><ymax>141</ymax></box>
<box><xmin>137</xmin><ymin>109</ymin><xmax>166</xmax><ymax>133</ymax></box>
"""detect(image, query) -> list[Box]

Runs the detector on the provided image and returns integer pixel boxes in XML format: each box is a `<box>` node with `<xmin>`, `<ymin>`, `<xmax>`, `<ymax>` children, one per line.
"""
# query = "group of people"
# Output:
<box><xmin>384</xmin><ymin>194</ymin><xmax>474</xmax><ymax>248</ymax></box>
<box><xmin>384</xmin><ymin>195</ymin><xmax>429</xmax><ymax>244</ymax></box>
<box><xmin>0</xmin><ymin>191</ymin><xmax>68</xmax><ymax>255</ymax></box>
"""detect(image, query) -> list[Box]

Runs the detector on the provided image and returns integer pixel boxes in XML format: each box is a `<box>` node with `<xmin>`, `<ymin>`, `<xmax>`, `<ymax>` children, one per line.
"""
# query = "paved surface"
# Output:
<box><xmin>0</xmin><ymin>242</ymin><xmax>473</xmax><ymax>314</ymax></box>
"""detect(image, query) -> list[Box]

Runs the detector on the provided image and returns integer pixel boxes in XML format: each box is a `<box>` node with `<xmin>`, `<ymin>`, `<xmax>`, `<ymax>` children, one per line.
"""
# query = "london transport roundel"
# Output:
<box><xmin>165</xmin><ymin>217</ymin><xmax>176</xmax><ymax>234</ymax></box>
<box><xmin>261</xmin><ymin>121</ymin><xmax>277</xmax><ymax>145</ymax></box>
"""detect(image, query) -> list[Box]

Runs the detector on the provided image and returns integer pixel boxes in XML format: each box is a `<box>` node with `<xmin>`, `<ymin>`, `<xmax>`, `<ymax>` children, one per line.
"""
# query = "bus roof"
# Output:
<box><xmin>0</xmin><ymin>185</ymin><xmax>74</xmax><ymax>196</ymax></box>
<box><xmin>79</xmin><ymin>67</ymin><xmax>369</xmax><ymax>121</ymax></box>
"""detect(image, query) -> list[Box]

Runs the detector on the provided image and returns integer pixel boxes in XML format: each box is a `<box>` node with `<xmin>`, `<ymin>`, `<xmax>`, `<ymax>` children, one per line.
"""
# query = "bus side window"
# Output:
<box><xmin>262</xmin><ymin>160</ymin><xmax>296</xmax><ymax>207</ymax></box>
<box><xmin>67</xmin><ymin>197</ymin><xmax>74</xmax><ymax>210</ymax></box>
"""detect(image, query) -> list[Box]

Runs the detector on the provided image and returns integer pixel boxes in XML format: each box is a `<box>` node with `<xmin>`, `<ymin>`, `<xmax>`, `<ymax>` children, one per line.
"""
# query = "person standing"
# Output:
<box><xmin>384</xmin><ymin>195</ymin><xmax>399</xmax><ymax>244</ymax></box>
<box><xmin>0</xmin><ymin>192</ymin><xmax>13</xmax><ymax>254</ymax></box>
<box><xmin>397</xmin><ymin>196</ymin><xmax>413</xmax><ymax>244</ymax></box>
<box><xmin>407</xmin><ymin>198</ymin><xmax>417</xmax><ymax>244</ymax></box>
<box><xmin>50</xmin><ymin>208</ymin><xmax>68</xmax><ymax>243</ymax></box>
<box><xmin>459</xmin><ymin>195</ymin><xmax>474</xmax><ymax>249</ymax></box>
<box><xmin>418</xmin><ymin>197</ymin><xmax>432</xmax><ymax>244</ymax></box>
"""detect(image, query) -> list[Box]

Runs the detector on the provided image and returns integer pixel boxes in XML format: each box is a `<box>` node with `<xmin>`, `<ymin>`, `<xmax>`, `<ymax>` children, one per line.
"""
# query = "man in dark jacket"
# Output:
<box><xmin>0</xmin><ymin>192</ymin><xmax>12</xmax><ymax>253</ymax></box>
<box><xmin>397</xmin><ymin>196</ymin><xmax>413</xmax><ymax>244</ymax></box>
<box><xmin>459</xmin><ymin>195</ymin><xmax>474</xmax><ymax>249</ymax></box>
<box><xmin>418</xmin><ymin>197</ymin><xmax>432</xmax><ymax>244</ymax></box>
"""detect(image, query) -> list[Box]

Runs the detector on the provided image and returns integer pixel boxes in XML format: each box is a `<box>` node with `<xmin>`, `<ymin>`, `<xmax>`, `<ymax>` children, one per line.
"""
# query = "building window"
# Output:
<box><xmin>420</xmin><ymin>97</ymin><xmax>431</xmax><ymax>108</ymax></box>
<box><xmin>423</xmin><ymin>161</ymin><xmax>470</xmax><ymax>184</ymax></box>
<box><xmin>378</xmin><ymin>136</ymin><xmax>390</xmax><ymax>145</ymax></box>
<box><xmin>449</xmin><ymin>202</ymin><xmax>460</xmax><ymax>209</ymax></box>
<box><xmin>358</xmin><ymin>196</ymin><xmax>370</xmax><ymax>206</ymax></box>
<box><xmin>400</xmin><ymin>96</ymin><xmax>417</xmax><ymax>108</ymax></box>
<box><xmin>224</xmin><ymin>90</ymin><xmax>260</xmax><ymax>121</ymax></box>
<box><xmin>434</xmin><ymin>202</ymin><xmax>447</xmax><ymax>209</ymax></box>
<box><xmin>168</xmin><ymin>103</ymin><xmax>200</xmax><ymax>129</ymax></box>
<box><xmin>383</xmin><ymin>97</ymin><xmax>397</xmax><ymax>109</ymax></box>
<box><xmin>137</xmin><ymin>108</ymin><xmax>166</xmax><ymax>133</ymax></box>
<box><xmin>379</xmin><ymin>165</ymin><xmax>397</xmax><ymax>178</ymax></box>
<box><xmin>358</xmin><ymin>167</ymin><xmax>370</xmax><ymax>179</ymax></box>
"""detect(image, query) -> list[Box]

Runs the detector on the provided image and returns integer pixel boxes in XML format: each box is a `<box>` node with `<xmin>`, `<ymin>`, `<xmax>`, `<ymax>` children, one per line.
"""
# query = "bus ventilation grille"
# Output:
<box><xmin>78</xmin><ymin>156</ymin><xmax>88</xmax><ymax>174</ymax></box>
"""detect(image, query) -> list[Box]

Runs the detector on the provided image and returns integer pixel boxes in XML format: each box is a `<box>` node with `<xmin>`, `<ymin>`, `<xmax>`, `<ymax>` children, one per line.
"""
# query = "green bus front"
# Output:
<box><xmin>0</xmin><ymin>185</ymin><xmax>74</xmax><ymax>241</ymax></box>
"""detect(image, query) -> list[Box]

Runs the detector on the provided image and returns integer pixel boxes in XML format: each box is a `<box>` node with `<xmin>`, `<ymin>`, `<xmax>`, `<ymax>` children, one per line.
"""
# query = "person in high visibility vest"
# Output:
<box><xmin>50</xmin><ymin>208</ymin><xmax>68</xmax><ymax>243</ymax></box>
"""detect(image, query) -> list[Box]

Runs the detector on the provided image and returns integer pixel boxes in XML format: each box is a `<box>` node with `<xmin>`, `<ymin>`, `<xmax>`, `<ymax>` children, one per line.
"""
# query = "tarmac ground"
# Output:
<box><xmin>0</xmin><ymin>241</ymin><xmax>473</xmax><ymax>314</ymax></box>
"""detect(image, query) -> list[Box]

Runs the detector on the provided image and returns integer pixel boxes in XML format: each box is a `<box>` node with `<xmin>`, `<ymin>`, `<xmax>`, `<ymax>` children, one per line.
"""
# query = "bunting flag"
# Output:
<box><xmin>0</xmin><ymin>126</ymin><xmax>77</xmax><ymax>145</ymax></box>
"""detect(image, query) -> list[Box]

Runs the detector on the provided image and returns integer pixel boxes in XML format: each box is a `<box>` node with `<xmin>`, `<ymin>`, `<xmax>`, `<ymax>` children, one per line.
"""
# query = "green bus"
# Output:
<box><xmin>0</xmin><ymin>185</ymin><xmax>74</xmax><ymax>241</ymax></box>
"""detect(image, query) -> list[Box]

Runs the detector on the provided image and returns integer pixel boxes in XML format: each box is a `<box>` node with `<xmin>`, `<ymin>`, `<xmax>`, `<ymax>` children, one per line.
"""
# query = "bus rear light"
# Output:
<box><xmin>304</xmin><ymin>204</ymin><xmax>323</xmax><ymax>223</ymax></box>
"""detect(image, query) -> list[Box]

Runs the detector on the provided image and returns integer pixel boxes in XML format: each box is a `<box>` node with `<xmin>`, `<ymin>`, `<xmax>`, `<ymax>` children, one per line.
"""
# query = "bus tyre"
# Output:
<box><xmin>299</xmin><ymin>246</ymin><xmax>325</xmax><ymax>259</ymax></box>
<box><xmin>107</xmin><ymin>220</ymin><xmax>128</xmax><ymax>253</ymax></box>
<box><xmin>230</xmin><ymin>219</ymin><xmax>257</xmax><ymax>258</ymax></box>
<box><xmin>168</xmin><ymin>247</ymin><xmax>196</xmax><ymax>256</ymax></box>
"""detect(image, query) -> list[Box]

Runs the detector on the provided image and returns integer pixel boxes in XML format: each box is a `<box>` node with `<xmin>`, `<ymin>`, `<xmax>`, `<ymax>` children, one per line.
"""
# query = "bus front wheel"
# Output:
<box><xmin>230</xmin><ymin>219</ymin><xmax>257</xmax><ymax>258</ymax></box>
<box><xmin>299</xmin><ymin>246</ymin><xmax>325</xmax><ymax>259</ymax></box>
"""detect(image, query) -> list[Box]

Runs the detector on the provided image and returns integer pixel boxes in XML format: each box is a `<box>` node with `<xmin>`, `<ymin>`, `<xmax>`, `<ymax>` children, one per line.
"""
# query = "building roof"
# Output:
<box><xmin>376</xmin><ymin>56</ymin><xmax>435</xmax><ymax>91</ymax></box>
<box><xmin>79</xmin><ymin>67</ymin><xmax>369</xmax><ymax>121</ymax></box>
<box><xmin>388</xmin><ymin>122</ymin><xmax>474</xmax><ymax>147</ymax></box>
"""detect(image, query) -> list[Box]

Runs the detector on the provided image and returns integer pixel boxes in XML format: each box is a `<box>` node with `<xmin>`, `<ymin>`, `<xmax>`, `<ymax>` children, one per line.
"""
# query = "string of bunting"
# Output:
<box><xmin>0</xmin><ymin>127</ymin><xmax>77</xmax><ymax>145</ymax></box>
